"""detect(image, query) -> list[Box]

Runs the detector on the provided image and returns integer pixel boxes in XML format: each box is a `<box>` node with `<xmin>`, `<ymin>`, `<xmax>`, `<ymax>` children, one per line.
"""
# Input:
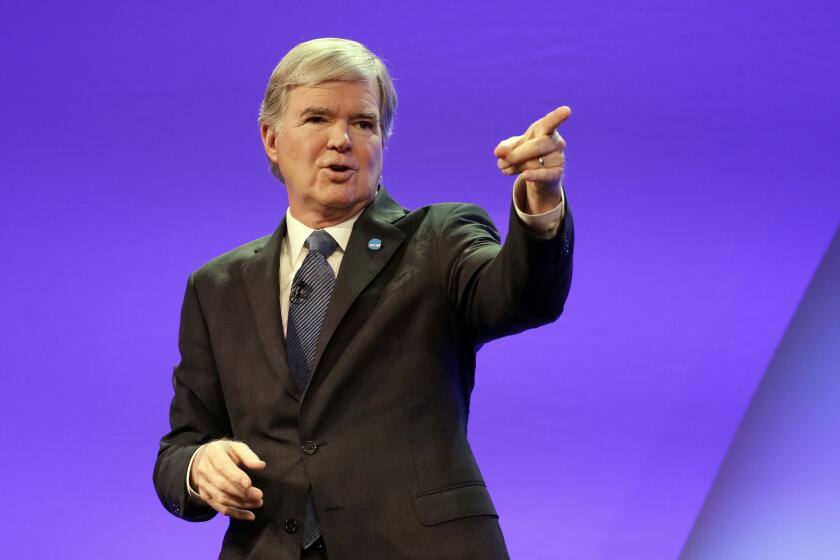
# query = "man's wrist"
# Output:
<box><xmin>524</xmin><ymin>182</ymin><xmax>563</xmax><ymax>214</ymax></box>
<box><xmin>185</xmin><ymin>444</ymin><xmax>206</xmax><ymax>503</ymax></box>
<box><xmin>512</xmin><ymin>176</ymin><xmax>565</xmax><ymax>239</ymax></box>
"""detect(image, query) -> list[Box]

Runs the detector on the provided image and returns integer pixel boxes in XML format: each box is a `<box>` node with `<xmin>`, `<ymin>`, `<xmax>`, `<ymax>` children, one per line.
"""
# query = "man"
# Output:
<box><xmin>154</xmin><ymin>37</ymin><xmax>574</xmax><ymax>560</ymax></box>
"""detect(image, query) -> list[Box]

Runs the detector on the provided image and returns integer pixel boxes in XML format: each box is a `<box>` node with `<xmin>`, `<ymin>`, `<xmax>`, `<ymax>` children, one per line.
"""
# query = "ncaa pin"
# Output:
<box><xmin>367</xmin><ymin>238</ymin><xmax>382</xmax><ymax>251</ymax></box>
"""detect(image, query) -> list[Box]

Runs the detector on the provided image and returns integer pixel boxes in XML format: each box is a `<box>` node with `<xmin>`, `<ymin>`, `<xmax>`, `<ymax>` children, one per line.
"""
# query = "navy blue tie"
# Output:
<box><xmin>286</xmin><ymin>230</ymin><xmax>337</xmax><ymax>548</ymax></box>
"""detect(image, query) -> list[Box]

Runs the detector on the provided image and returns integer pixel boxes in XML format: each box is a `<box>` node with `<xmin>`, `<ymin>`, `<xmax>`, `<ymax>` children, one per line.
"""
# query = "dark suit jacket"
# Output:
<box><xmin>154</xmin><ymin>187</ymin><xmax>574</xmax><ymax>559</ymax></box>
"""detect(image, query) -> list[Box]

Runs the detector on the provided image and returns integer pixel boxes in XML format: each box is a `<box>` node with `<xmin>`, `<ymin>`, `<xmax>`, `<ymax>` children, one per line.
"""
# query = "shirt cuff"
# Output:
<box><xmin>185</xmin><ymin>445</ymin><xmax>207</xmax><ymax>504</ymax></box>
<box><xmin>512</xmin><ymin>175</ymin><xmax>566</xmax><ymax>239</ymax></box>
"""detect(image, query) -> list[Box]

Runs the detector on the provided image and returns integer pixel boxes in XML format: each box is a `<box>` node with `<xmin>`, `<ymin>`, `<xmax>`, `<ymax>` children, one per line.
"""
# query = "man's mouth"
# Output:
<box><xmin>323</xmin><ymin>164</ymin><xmax>356</xmax><ymax>183</ymax></box>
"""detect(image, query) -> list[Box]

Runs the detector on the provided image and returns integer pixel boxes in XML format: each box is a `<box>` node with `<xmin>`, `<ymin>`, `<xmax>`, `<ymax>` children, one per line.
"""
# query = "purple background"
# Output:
<box><xmin>1</xmin><ymin>1</ymin><xmax>837</xmax><ymax>558</ymax></box>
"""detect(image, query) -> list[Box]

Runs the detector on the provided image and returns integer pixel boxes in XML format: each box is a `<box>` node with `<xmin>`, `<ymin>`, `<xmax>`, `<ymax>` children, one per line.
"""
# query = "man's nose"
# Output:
<box><xmin>326</xmin><ymin>122</ymin><xmax>352</xmax><ymax>152</ymax></box>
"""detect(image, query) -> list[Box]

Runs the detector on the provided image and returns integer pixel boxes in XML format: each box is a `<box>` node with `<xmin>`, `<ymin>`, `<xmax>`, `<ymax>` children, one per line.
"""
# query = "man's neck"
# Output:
<box><xmin>288</xmin><ymin>198</ymin><xmax>374</xmax><ymax>229</ymax></box>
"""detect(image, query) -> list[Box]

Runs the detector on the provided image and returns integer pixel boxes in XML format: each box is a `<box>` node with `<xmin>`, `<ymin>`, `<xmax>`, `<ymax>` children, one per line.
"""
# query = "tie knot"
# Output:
<box><xmin>305</xmin><ymin>230</ymin><xmax>338</xmax><ymax>258</ymax></box>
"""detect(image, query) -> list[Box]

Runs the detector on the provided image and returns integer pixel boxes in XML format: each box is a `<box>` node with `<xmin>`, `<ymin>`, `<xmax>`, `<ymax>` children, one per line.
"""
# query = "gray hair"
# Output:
<box><xmin>259</xmin><ymin>38</ymin><xmax>398</xmax><ymax>180</ymax></box>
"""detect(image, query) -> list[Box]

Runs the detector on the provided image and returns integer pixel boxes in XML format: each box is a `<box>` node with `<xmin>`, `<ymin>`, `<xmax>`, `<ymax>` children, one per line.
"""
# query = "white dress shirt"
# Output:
<box><xmin>185</xmin><ymin>178</ymin><xmax>565</xmax><ymax>500</ymax></box>
<box><xmin>280</xmin><ymin>208</ymin><xmax>361</xmax><ymax>336</ymax></box>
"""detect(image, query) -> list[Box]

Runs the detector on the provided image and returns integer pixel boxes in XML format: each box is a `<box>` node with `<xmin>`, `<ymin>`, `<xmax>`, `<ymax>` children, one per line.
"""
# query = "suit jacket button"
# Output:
<box><xmin>302</xmin><ymin>441</ymin><xmax>318</xmax><ymax>455</ymax></box>
<box><xmin>284</xmin><ymin>518</ymin><xmax>299</xmax><ymax>534</ymax></box>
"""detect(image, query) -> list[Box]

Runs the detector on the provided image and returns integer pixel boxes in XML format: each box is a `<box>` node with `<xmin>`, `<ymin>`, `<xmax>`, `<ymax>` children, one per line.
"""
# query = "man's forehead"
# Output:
<box><xmin>287</xmin><ymin>80</ymin><xmax>380</xmax><ymax>114</ymax></box>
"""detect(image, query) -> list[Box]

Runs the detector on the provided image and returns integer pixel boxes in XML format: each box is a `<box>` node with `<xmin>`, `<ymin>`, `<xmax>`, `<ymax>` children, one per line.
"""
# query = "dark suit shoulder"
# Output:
<box><xmin>411</xmin><ymin>201</ymin><xmax>488</xmax><ymax>216</ymax></box>
<box><xmin>192</xmin><ymin>234</ymin><xmax>272</xmax><ymax>285</ymax></box>
<box><xmin>417</xmin><ymin>202</ymin><xmax>501</xmax><ymax>241</ymax></box>
<box><xmin>402</xmin><ymin>201</ymin><xmax>496</xmax><ymax>231</ymax></box>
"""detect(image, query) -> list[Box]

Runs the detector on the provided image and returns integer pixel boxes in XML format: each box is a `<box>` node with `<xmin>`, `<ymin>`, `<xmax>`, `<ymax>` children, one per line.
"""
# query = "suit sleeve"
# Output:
<box><xmin>442</xmin><ymin>196</ymin><xmax>574</xmax><ymax>344</ymax></box>
<box><xmin>153</xmin><ymin>272</ymin><xmax>231</xmax><ymax>521</ymax></box>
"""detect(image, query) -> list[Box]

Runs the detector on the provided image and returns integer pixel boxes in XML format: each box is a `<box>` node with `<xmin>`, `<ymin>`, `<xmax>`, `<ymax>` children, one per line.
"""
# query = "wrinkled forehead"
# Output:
<box><xmin>285</xmin><ymin>79</ymin><xmax>381</xmax><ymax>117</ymax></box>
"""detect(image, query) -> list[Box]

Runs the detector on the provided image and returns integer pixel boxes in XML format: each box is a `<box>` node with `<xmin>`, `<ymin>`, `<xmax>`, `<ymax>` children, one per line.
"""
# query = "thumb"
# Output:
<box><xmin>230</xmin><ymin>442</ymin><xmax>267</xmax><ymax>470</ymax></box>
<box><xmin>494</xmin><ymin>135</ymin><xmax>522</xmax><ymax>158</ymax></box>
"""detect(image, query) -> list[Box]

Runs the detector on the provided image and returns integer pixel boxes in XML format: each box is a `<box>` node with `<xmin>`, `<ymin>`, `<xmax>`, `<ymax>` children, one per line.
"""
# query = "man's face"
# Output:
<box><xmin>262</xmin><ymin>79</ymin><xmax>384</xmax><ymax>226</ymax></box>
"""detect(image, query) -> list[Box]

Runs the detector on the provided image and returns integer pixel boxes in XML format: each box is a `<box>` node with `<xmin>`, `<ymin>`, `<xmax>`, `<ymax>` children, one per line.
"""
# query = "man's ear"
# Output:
<box><xmin>260</xmin><ymin>124</ymin><xmax>279</xmax><ymax>165</ymax></box>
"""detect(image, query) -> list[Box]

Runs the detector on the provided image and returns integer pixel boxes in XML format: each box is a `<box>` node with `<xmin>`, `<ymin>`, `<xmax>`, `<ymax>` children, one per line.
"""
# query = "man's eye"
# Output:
<box><xmin>356</xmin><ymin>121</ymin><xmax>375</xmax><ymax>130</ymax></box>
<box><xmin>306</xmin><ymin>116</ymin><xmax>326</xmax><ymax>124</ymax></box>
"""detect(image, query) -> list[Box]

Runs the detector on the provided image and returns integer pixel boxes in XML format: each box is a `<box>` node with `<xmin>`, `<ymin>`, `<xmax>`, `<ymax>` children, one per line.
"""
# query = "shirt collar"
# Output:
<box><xmin>285</xmin><ymin>207</ymin><xmax>363</xmax><ymax>263</ymax></box>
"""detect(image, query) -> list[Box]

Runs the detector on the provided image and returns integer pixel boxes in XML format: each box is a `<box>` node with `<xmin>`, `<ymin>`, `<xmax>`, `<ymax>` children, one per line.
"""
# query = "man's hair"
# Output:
<box><xmin>258</xmin><ymin>38</ymin><xmax>398</xmax><ymax>180</ymax></box>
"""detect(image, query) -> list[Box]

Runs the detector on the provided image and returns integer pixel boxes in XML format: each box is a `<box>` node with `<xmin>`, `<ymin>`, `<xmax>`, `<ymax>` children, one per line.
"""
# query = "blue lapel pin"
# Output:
<box><xmin>367</xmin><ymin>238</ymin><xmax>382</xmax><ymax>251</ymax></box>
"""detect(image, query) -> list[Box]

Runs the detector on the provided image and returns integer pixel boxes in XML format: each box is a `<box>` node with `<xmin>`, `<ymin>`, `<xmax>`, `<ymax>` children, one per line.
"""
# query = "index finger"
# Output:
<box><xmin>534</xmin><ymin>106</ymin><xmax>572</xmax><ymax>136</ymax></box>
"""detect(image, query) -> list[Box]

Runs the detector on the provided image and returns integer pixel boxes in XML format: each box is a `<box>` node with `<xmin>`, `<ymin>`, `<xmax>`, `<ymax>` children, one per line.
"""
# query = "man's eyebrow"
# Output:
<box><xmin>351</xmin><ymin>111</ymin><xmax>379</xmax><ymax>122</ymax></box>
<box><xmin>299</xmin><ymin>106</ymin><xmax>336</xmax><ymax>118</ymax></box>
<box><xmin>298</xmin><ymin>107</ymin><xmax>379</xmax><ymax>122</ymax></box>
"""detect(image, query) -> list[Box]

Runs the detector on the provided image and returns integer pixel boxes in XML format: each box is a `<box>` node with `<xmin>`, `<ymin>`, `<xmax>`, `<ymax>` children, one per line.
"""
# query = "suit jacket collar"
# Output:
<box><xmin>306</xmin><ymin>187</ymin><xmax>407</xmax><ymax>397</ymax></box>
<box><xmin>240</xmin><ymin>217</ymin><xmax>297</xmax><ymax>399</ymax></box>
<box><xmin>240</xmin><ymin>186</ymin><xmax>407</xmax><ymax>402</ymax></box>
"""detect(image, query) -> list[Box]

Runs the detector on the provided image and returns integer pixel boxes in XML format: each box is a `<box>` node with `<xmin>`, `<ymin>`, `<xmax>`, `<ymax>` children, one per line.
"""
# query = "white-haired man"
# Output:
<box><xmin>154</xmin><ymin>37</ymin><xmax>574</xmax><ymax>560</ymax></box>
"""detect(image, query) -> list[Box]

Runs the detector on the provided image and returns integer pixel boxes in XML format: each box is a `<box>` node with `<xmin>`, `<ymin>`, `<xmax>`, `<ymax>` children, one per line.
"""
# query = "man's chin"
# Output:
<box><xmin>315</xmin><ymin>182</ymin><xmax>375</xmax><ymax>209</ymax></box>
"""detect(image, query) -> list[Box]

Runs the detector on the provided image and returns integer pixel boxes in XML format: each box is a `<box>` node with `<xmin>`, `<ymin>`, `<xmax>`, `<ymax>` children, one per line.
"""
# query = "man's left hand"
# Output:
<box><xmin>494</xmin><ymin>106</ymin><xmax>571</xmax><ymax>214</ymax></box>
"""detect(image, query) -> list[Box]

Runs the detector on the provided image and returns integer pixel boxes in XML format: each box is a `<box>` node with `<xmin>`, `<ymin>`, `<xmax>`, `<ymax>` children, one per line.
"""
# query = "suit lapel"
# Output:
<box><xmin>240</xmin><ymin>188</ymin><xmax>407</xmax><ymax>402</ymax></box>
<box><xmin>240</xmin><ymin>218</ymin><xmax>300</xmax><ymax>400</ymax></box>
<box><xmin>306</xmin><ymin>188</ymin><xmax>407</xmax><ymax>394</ymax></box>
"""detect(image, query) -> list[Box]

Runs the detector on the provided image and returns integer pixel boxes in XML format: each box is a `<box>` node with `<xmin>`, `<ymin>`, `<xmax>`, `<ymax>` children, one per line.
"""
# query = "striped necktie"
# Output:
<box><xmin>286</xmin><ymin>229</ymin><xmax>338</xmax><ymax>548</ymax></box>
